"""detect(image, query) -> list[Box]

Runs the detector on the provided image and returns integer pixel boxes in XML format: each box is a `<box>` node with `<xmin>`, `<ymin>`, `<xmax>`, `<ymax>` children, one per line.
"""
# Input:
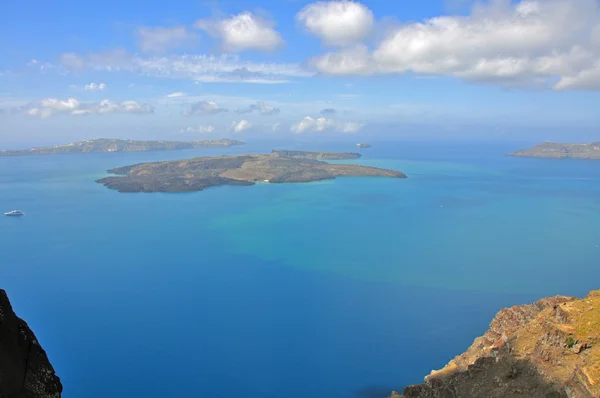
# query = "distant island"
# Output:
<box><xmin>356</xmin><ymin>143</ymin><xmax>372</xmax><ymax>149</ymax></box>
<box><xmin>0</xmin><ymin>138</ymin><xmax>244</xmax><ymax>157</ymax></box>
<box><xmin>509</xmin><ymin>141</ymin><xmax>600</xmax><ymax>159</ymax></box>
<box><xmin>96</xmin><ymin>150</ymin><xmax>406</xmax><ymax>193</ymax></box>
<box><xmin>269</xmin><ymin>150</ymin><xmax>361</xmax><ymax>160</ymax></box>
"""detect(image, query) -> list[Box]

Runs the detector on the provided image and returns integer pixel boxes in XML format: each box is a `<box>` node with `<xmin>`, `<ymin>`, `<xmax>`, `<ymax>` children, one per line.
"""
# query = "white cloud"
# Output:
<box><xmin>20</xmin><ymin>98</ymin><xmax>154</xmax><ymax>118</ymax></box>
<box><xmin>310</xmin><ymin>0</ymin><xmax>600</xmax><ymax>90</ymax></box>
<box><xmin>297</xmin><ymin>1</ymin><xmax>374</xmax><ymax>46</ymax></box>
<box><xmin>40</xmin><ymin>97</ymin><xmax>80</xmax><ymax>112</ymax></box>
<box><xmin>311</xmin><ymin>45</ymin><xmax>372</xmax><ymax>75</ymax></box>
<box><xmin>166</xmin><ymin>92</ymin><xmax>187</xmax><ymax>98</ymax></box>
<box><xmin>320</xmin><ymin>108</ymin><xmax>337</xmax><ymax>115</ymax></box>
<box><xmin>236</xmin><ymin>101</ymin><xmax>280</xmax><ymax>115</ymax></box>
<box><xmin>84</xmin><ymin>82</ymin><xmax>106</xmax><ymax>91</ymax></box>
<box><xmin>137</xmin><ymin>26</ymin><xmax>198</xmax><ymax>52</ymax></box>
<box><xmin>196</xmin><ymin>12</ymin><xmax>283</xmax><ymax>52</ymax></box>
<box><xmin>56</xmin><ymin>51</ymin><xmax>309</xmax><ymax>84</ymax></box>
<box><xmin>337</xmin><ymin>93</ymin><xmax>361</xmax><ymax>99</ymax></box>
<box><xmin>272</xmin><ymin>122</ymin><xmax>281</xmax><ymax>132</ymax></box>
<box><xmin>290</xmin><ymin>116</ymin><xmax>364</xmax><ymax>133</ymax></box>
<box><xmin>26</xmin><ymin>59</ymin><xmax>56</xmax><ymax>72</ymax></box>
<box><xmin>231</xmin><ymin>119</ymin><xmax>252</xmax><ymax>133</ymax></box>
<box><xmin>182</xmin><ymin>101</ymin><xmax>227</xmax><ymax>116</ymax></box>
<box><xmin>181</xmin><ymin>125</ymin><xmax>215</xmax><ymax>133</ymax></box>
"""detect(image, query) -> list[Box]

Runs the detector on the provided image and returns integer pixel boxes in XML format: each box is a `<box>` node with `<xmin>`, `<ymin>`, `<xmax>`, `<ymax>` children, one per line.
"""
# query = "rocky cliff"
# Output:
<box><xmin>395</xmin><ymin>291</ymin><xmax>600</xmax><ymax>398</ymax></box>
<box><xmin>0</xmin><ymin>289</ymin><xmax>62</xmax><ymax>398</ymax></box>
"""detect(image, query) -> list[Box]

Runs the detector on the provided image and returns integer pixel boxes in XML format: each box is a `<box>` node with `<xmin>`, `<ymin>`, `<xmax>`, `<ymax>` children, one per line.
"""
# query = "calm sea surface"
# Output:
<box><xmin>1</xmin><ymin>140</ymin><xmax>599</xmax><ymax>398</ymax></box>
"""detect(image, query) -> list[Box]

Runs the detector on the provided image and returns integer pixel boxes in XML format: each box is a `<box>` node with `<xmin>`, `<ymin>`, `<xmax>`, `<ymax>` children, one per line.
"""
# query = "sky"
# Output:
<box><xmin>1</xmin><ymin>0</ymin><xmax>600</xmax><ymax>146</ymax></box>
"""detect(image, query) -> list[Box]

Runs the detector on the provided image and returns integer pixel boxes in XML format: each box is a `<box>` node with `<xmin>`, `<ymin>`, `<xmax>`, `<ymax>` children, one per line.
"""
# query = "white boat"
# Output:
<box><xmin>4</xmin><ymin>210</ymin><xmax>25</xmax><ymax>216</ymax></box>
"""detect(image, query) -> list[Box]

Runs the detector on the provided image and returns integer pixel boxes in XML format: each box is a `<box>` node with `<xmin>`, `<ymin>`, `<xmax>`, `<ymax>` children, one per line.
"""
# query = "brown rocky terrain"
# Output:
<box><xmin>394</xmin><ymin>290</ymin><xmax>600</xmax><ymax>397</ymax></box>
<box><xmin>509</xmin><ymin>142</ymin><xmax>600</xmax><ymax>159</ymax></box>
<box><xmin>0</xmin><ymin>289</ymin><xmax>62</xmax><ymax>397</ymax></box>
<box><xmin>96</xmin><ymin>150</ymin><xmax>407</xmax><ymax>193</ymax></box>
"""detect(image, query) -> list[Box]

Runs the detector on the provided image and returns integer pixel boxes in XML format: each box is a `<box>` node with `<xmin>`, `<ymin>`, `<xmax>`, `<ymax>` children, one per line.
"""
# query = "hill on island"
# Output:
<box><xmin>509</xmin><ymin>142</ymin><xmax>600</xmax><ymax>159</ymax></box>
<box><xmin>0</xmin><ymin>138</ymin><xmax>244</xmax><ymax>157</ymax></box>
<box><xmin>96</xmin><ymin>150</ymin><xmax>406</xmax><ymax>193</ymax></box>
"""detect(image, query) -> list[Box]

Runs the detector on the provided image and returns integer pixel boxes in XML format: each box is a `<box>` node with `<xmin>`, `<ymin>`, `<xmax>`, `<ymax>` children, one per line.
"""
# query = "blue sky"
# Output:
<box><xmin>1</xmin><ymin>0</ymin><xmax>600</xmax><ymax>146</ymax></box>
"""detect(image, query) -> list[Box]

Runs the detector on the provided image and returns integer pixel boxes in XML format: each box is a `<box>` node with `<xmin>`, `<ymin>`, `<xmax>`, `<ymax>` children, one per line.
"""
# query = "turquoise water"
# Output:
<box><xmin>1</xmin><ymin>140</ymin><xmax>599</xmax><ymax>397</ymax></box>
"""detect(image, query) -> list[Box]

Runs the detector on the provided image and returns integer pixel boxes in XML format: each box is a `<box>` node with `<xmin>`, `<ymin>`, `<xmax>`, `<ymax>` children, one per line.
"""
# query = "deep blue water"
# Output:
<box><xmin>1</xmin><ymin>140</ymin><xmax>599</xmax><ymax>398</ymax></box>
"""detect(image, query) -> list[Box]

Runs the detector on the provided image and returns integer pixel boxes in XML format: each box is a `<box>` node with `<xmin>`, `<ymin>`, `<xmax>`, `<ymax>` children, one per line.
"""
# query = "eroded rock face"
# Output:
<box><xmin>0</xmin><ymin>289</ymin><xmax>62</xmax><ymax>398</ymax></box>
<box><xmin>400</xmin><ymin>291</ymin><xmax>600</xmax><ymax>398</ymax></box>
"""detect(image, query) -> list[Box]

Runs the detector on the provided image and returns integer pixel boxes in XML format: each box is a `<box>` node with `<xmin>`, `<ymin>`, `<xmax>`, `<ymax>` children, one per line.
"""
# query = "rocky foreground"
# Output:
<box><xmin>0</xmin><ymin>138</ymin><xmax>244</xmax><ymax>157</ymax></box>
<box><xmin>0</xmin><ymin>289</ymin><xmax>62</xmax><ymax>397</ymax></box>
<box><xmin>96</xmin><ymin>150</ymin><xmax>407</xmax><ymax>193</ymax></box>
<box><xmin>394</xmin><ymin>290</ymin><xmax>600</xmax><ymax>397</ymax></box>
<box><xmin>509</xmin><ymin>142</ymin><xmax>600</xmax><ymax>159</ymax></box>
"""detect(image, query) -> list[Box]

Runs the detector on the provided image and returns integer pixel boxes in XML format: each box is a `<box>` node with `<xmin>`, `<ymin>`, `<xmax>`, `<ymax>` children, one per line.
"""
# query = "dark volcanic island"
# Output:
<box><xmin>96</xmin><ymin>150</ymin><xmax>407</xmax><ymax>193</ymax></box>
<box><xmin>509</xmin><ymin>141</ymin><xmax>600</xmax><ymax>159</ymax></box>
<box><xmin>0</xmin><ymin>138</ymin><xmax>244</xmax><ymax>157</ymax></box>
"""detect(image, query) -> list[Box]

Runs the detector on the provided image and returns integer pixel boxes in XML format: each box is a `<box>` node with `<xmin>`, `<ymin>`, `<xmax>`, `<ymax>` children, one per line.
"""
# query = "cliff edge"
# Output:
<box><xmin>395</xmin><ymin>290</ymin><xmax>600</xmax><ymax>397</ymax></box>
<box><xmin>0</xmin><ymin>289</ymin><xmax>62</xmax><ymax>398</ymax></box>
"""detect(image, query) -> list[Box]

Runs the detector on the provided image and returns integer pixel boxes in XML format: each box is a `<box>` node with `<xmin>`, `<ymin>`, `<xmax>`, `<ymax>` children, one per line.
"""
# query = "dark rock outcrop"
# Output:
<box><xmin>0</xmin><ymin>289</ymin><xmax>62</xmax><ymax>398</ymax></box>
<box><xmin>400</xmin><ymin>351</ymin><xmax>566</xmax><ymax>398</ymax></box>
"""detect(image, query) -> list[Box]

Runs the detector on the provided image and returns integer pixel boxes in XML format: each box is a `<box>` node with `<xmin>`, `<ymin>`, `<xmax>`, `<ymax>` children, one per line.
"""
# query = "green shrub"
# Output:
<box><xmin>566</xmin><ymin>337</ymin><xmax>575</xmax><ymax>348</ymax></box>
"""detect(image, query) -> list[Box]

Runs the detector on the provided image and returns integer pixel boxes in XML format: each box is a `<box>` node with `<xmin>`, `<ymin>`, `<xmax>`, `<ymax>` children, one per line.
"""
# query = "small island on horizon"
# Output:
<box><xmin>509</xmin><ymin>141</ymin><xmax>600</xmax><ymax>159</ymax></box>
<box><xmin>356</xmin><ymin>143</ymin><xmax>372</xmax><ymax>149</ymax></box>
<box><xmin>0</xmin><ymin>138</ymin><xmax>244</xmax><ymax>157</ymax></box>
<box><xmin>96</xmin><ymin>150</ymin><xmax>406</xmax><ymax>193</ymax></box>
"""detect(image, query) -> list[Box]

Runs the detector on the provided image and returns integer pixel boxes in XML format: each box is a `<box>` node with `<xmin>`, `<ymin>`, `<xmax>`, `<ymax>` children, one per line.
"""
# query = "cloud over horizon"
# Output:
<box><xmin>180</xmin><ymin>125</ymin><xmax>215</xmax><ymax>134</ymax></box>
<box><xmin>57</xmin><ymin>50</ymin><xmax>310</xmax><ymax>84</ymax></box>
<box><xmin>231</xmin><ymin>119</ymin><xmax>253</xmax><ymax>133</ymax></box>
<box><xmin>310</xmin><ymin>0</ymin><xmax>600</xmax><ymax>90</ymax></box>
<box><xmin>182</xmin><ymin>101</ymin><xmax>228</xmax><ymax>116</ymax></box>
<box><xmin>136</xmin><ymin>26</ymin><xmax>198</xmax><ymax>53</ymax></box>
<box><xmin>236</xmin><ymin>101</ymin><xmax>280</xmax><ymax>115</ymax></box>
<box><xmin>18</xmin><ymin>98</ymin><xmax>154</xmax><ymax>118</ymax></box>
<box><xmin>297</xmin><ymin>1</ymin><xmax>374</xmax><ymax>47</ymax></box>
<box><xmin>84</xmin><ymin>82</ymin><xmax>106</xmax><ymax>91</ymax></box>
<box><xmin>195</xmin><ymin>12</ymin><xmax>284</xmax><ymax>52</ymax></box>
<box><xmin>290</xmin><ymin>116</ymin><xmax>364</xmax><ymax>133</ymax></box>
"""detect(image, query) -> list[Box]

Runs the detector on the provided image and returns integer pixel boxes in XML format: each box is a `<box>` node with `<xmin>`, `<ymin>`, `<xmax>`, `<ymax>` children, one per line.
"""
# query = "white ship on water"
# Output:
<box><xmin>4</xmin><ymin>210</ymin><xmax>25</xmax><ymax>216</ymax></box>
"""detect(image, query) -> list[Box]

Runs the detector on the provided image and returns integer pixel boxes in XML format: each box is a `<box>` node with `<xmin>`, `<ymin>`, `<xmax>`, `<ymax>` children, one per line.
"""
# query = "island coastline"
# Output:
<box><xmin>96</xmin><ymin>150</ymin><xmax>407</xmax><ymax>193</ymax></box>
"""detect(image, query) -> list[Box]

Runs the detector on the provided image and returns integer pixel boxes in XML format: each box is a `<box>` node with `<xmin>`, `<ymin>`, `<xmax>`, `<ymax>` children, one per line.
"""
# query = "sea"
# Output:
<box><xmin>1</xmin><ymin>140</ymin><xmax>599</xmax><ymax>398</ymax></box>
